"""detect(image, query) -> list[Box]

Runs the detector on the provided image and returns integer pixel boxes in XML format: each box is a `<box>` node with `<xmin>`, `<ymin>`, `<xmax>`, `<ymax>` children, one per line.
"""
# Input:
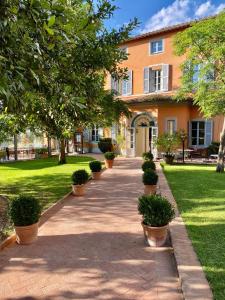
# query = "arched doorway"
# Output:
<box><xmin>131</xmin><ymin>114</ymin><xmax>158</xmax><ymax>157</ymax></box>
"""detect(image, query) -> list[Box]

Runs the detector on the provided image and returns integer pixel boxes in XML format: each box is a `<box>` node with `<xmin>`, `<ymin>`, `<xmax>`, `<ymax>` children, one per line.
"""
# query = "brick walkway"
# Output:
<box><xmin>0</xmin><ymin>158</ymin><xmax>182</xmax><ymax>300</ymax></box>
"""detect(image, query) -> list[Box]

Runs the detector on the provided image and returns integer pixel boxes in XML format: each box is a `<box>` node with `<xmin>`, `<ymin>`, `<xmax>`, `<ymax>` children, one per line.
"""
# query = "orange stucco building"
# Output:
<box><xmin>103</xmin><ymin>21</ymin><xmax>223</xmax><ymax>157</ymax></box>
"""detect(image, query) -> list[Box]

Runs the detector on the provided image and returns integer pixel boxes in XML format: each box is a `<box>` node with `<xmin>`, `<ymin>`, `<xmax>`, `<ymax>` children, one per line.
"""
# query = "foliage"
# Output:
<box><xmin>71</xmin><ymin>169</ymin><xmax>89</xmax><ymax>185</ymax></box>
<box><xmin>174</xmin><ymin>12</ymin><xmax>225</xmax><ymax>172</ymax></box>
<box><xmin>142</xmin><ymin>169</ymin><xmax>158</xmax><ymax>185</ymax></box>
<box><xmin>142</xmin><ymin>151</ymin><xmax>154</xmax><ymax>161</ymax></box>
<box><xmin>9</xmin><ymin>195</ymin><xmax>41</xmax><ymax>226</ymax></box>
<box><xmin>156</xmin><ymin>133</ymin><xmax>180</xmax><ymax>156</ymax></box>
<box><xmin>163</xmin><ymin>163</ymin><xmax>225</xmax><ymax>300</ymax></box>
<box><xmin>104</xmin><ymin>151</ymin><xmax>115</xmax><ymax>160</ymax></box>
<box><xmin>138</xmin><ymin>194</ymin><xmax>175</xmax><ymax>227</ymax></box>
<box><xmin>141</xmin><ymin>160</ymin><xmax>156</xmax><ymax>172</ymax></box>
<box><xmin>89</xmin><ymin>160</ymin><xmax>102</xmax><ymax>172</ymax></box>
<box><xmin>98</xmin><ymin>138</ymin><xmax>113</xmax><ymax>153</ymax></box>
<box><xmin>35</xmin><ymin>147</ymin><xmax>48</xmax><ymax>155</ymax></box>
<box><xmin>207</xmin><ymin>142</ymin><xmax>220</xmax><ymax>156</ymax></box>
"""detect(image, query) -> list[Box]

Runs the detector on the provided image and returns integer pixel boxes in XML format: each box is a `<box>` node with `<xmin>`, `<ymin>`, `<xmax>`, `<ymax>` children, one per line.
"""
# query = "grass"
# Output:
<box><xmin>0</xmin><ymin>156</ymin><xmax>94</xmax><ymax>210</ymax></box>
<box><xmin>163</xmin><ymin>163</ymin><xmax>225</xmax><ymax>300</ymax></box>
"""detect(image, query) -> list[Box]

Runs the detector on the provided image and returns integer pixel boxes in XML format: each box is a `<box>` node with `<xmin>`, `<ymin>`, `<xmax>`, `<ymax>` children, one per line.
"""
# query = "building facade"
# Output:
<box><xmin>103</xmin><ymin>21</ymin><xmax>223</xmax><ymax>157</ymax></box>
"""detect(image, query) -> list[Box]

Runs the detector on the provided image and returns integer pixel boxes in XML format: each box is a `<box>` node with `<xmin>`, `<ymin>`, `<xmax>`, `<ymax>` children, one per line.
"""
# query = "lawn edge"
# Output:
<box><xmin>157</xmin><ymin>163</ymin><xmax>213</xmax><ymax>300</ymax></box>
<box><xmin>0</xmin><ymin>166</ymin><xmax>107</xmax><ymax>252</ymax></box>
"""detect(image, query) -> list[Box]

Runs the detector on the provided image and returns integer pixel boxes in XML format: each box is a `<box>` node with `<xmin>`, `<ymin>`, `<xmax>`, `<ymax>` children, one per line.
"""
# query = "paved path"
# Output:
<box><xmin>0</xmin><ymin>158</ymin><xmax>182</xmax><ymax>300</ymax></box>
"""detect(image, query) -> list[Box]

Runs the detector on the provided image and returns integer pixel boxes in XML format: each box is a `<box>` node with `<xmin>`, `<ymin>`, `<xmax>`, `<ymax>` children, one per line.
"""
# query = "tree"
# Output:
<box><xmin>0</xmin><ymin>0</ymin><xmax>137</xmax><ymax>164</ymax></box>
<box><xmin>174</xmin><ymin>11</ymin><xmax>225</xmax><ymax>172</ymax></box>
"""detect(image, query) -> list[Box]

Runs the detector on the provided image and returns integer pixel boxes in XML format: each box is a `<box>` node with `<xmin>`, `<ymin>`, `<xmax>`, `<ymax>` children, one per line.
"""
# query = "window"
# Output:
<box><xmin>91</xmin><ymin>126</ymin><xmax>99</xmax><ymax>142</ymax></box>
<box><xmin>150</xmin><ymin>39</ymin><xmax>163</xmax><ymax>54</ymax></box>
<box><xmin>191</xmin><ymin>121</ymin><xmax>205</xmax><ymax>146</ymax></box>
<box><xmin>154</xmin><ymin>70</ymin><xmax>162</xmax><ymax>91</ymax></box>
<box><xmin>111</xmin><ymin>70</ymin><xmax>133</xmax><ymax>96</ymax></box>
<box><xmin>167</xmin><ymin>119</ymin><xmax>176</xmax><ymax>135</ymax></box>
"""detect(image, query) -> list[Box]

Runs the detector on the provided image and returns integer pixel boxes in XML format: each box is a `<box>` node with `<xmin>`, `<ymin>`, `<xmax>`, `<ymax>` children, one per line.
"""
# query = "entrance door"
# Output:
<box><xmin>135</xmin><ymin>127</ymin><xmax>150</xmax><ymax>156</ymax></box>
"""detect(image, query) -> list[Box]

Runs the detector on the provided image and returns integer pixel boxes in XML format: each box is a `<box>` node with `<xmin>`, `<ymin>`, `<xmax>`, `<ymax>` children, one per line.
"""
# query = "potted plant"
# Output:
<box><xmin>89</xmin><ymin>160</ymin><xmax>102</xmax><ymax>180</ymax></box>
<box><xmin>138</xmin><ymin>194</ymin><xmax>175</xmax><ymax>247</ymax></box>
<box><xmin>156</xmin><ymin>133</ymin><xmax>180</xmax><ymax>164</ymax></box>
<box><xmin>35</xmin><ymin>147</ymin><xmax>48</xmax><ymax>159</ymax></box>
<box><xmin>104</xmin><ymin>152</ymin><xmax>116</xmax><ymax>168</ymax></box>
<box><xmin>98</xmin><ymin>138</ymin><xmax>113</xmax><ymax>153</ymax></box>
<box><xmin>142</xmin><ymin>160</ymin><xmax>156</xmax><ymax>172</ymax></box>
<box><xmin>143</xmin><ymin>169</ymin><xmax>158</xmax><ymax>195</ymax></box>
<box><xmin>71</xmin><ymin>169</ymin><xmax>89</xmax><ymax>196</ymax></box>
<box><xmin>9</xmin><ymin>195</ymin><xmax>41</xmax><ymax>245</ymax></box>
<box><xmin>142</xmin><ymin>151</ymin><xmax>154</xmax><ymax>161</ymax></box>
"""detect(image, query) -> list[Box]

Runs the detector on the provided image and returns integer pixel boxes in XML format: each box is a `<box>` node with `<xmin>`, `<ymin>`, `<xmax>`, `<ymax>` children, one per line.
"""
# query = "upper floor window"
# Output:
<box><xmin>144</xmin><ymin>64</ymin><xmax>169</xmax><ymax>93</ymax></box>
<box><xmin>150</xmin><ymin>39</ymin><xmax>163</xmax><ymax>54</ymax></box>
<box><xmin>111</xmin><ymin>70</ymin><xmax>133</xmax><ymax>96</ymax></box>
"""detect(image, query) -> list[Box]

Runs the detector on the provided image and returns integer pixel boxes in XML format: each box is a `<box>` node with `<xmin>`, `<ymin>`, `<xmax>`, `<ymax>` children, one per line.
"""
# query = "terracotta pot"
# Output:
<box><xmin>144</xmin><ymin>184</ymin><xmax>157</xmax><ymax>195</ymax></box>
<box><xmin>92</xmin><ymin>171</ymin><xmax>101</xmax><ymax>180</ymax></box>
<box><xmin>15</xmin><ymin>222</ymin><xmax>39</xmax><ymax>245</ymax></box>
<box><xmin>105</xmin><ymin>159</ymin><xmax>114</xmax><ymax>169</ymax></box>
<box><xmin>142</xmin><ymin>222</ymin><xmax>168</xmax><ymax>247</ymax></box>
<box><xmin>72</xmin><ymin>184</ymin><xmax>85</xmax><ymax>196</ymax></box>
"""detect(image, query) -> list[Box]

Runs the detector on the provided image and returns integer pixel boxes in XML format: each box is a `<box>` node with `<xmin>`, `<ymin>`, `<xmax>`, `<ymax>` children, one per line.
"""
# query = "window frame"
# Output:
<box><xmin>91</xmin><ymin>126</ymin><xmax>99</xmax><ymax>142</ymax></box>
<box><xmin>149</xmin><ymin>39</ymin><xmax>164</xmax><ymax>55</ymax></box>
<box><xmin>165</xmin><ymin>118</ymin><xmax>177</xmax><ymax>135</ymax></box>
<box><xmin>190</xmin><ymin>120</ymin><xmax>206</xmax><ymax>147</ymax></box>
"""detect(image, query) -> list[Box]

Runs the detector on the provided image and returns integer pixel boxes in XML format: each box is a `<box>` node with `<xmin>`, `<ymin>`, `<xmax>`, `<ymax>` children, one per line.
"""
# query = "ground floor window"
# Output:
<box><xmin>191</xmin><ymin>121</ymin><xmax>205</xmax><ymax>146</ymax></box>
<box><xmin>91</xmin><ymin>126</ymin><xmax>99</xmax><ymax>142</ymax></box>
<box><xmin>167</xmin><ymin>119</ymin><xmax>176</xmax><ymax>135</ymax></box>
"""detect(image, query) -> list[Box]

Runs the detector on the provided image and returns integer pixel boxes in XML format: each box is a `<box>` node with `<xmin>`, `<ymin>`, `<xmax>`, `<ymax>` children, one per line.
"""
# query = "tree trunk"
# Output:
<box><xmin>216</xmin><ymin>118</ymin><xmax>225</xmax><ymax>172</ymax></box>
<box><xmin>47</xmin><ymin>136</ymin><xmax>51</xmax><ymax>157</ymax></box>
<box><xmin>66</xmin><ymin>139</ymin><xmax>70</xmax><ymax>154</ymax></box>
<box><xmin>58</xmin><ymin>138</ymin><xmax>66</xmax><ymax>164</ymax></box>
<box><xmin>14</xmin><ymin>134</ymin><xmax>18</xmax><ymax>161</ymax></box>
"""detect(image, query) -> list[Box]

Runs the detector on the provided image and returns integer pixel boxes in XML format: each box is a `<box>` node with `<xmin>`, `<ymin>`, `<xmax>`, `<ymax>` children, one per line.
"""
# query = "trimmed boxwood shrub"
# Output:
<box><xmin>142</xmin><ymin>160</ymin><xmax>156</xmax><ymax>172</ymax></box>
<box><xmin>72</xmin><ymin>169</ymin><xmax>89</xmax><ymax>185</ymax></box>
<box><xmin>104</xmin><ymin>152</ymin><xmax>115</xmax><ymax>160</ymax></box>
<box><xmin>98</xmin><ymin>138</ymin><xmax>112</xmax><ymax>153</ymax></box>
<box><xmin>142</xmin><ymin>169</ymin><xmax>158</xmax><ymax>185</ymax></box>
<box><xmin>138</xmin><ymin>194</ymin><xmax>175</xmax><ymax>227</ymax></box>
<box><xmin>89</xmin><ymin>160</ymin><xmax>102</xmax><ymax>172</ymax></box>
<box><xmin>9</xmin><ymin>195</ymin><xmax>41</xmax><ymax>226</ymax></box>
<box><xmin>142</xmin><ymin>152</ymin><xmax>154</xmax><ymax>161</ymax></box>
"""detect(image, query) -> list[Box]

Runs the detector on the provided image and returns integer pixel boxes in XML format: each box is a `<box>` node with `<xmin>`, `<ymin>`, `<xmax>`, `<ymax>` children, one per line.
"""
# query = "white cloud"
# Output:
<box><xmin>195</xmin><ymin>1</ymin><xmax>225</xmax><ymax>17</ymax></box>
<box><xmin>141</xmin><ymin>0</ymin><xmax>225</xmax><ymax>34</ymax></box>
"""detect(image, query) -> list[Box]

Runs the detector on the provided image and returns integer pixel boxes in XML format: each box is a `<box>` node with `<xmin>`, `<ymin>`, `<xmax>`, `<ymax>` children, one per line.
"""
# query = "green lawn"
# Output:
<box><xmin>0</xmin><ymin>156</ymin><xmax>94</xmax><ymax>210</ymax></box>
<box><xmin>163</xmin><ymin>164</ymin><xmax>225</xmax><ymax>300</ymax></box>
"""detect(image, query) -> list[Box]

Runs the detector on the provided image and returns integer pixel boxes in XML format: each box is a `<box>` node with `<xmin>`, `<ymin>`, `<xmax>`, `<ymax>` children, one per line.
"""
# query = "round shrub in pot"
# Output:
<box><xmin>142</xmin><ymin>152</ymin><xmax>154</xmax><ymax>161</ymax></box>
<box><xmin>89</xmin><ymin>160</ymin><xmax>102</xmax><ymax>180</ymax></box>
<box><xmin>98</xmin><ymin>138</ymin><xmax>112</xmax><ymax>153</ymax></box>
<box><xmin>104</xmin><ymin>152</ymin><xmax>116</xmax><ymax>169</ymax></box>
<box><xmin>138</xmin><ymin>194</ymin><xmax>175</xmax><ymax>247</ymax></box>
<box><xmin>9</xmin><ymin>195</ymin><xmax>41</xmax><ymax>244</ymax></box>
<box><xmin>71</xmin><ymin>169</ymin><xmax>89</xmax><ymax>196</ymax></box>
<box><xmin>142</xmin><ymin>169</ymin><xmax>158</xmax><ymax>195</ymax></box>
<box><xmin>141</xmin><ymin>160</ymin><xmax>156</xmax><ymax>172</ymax></box>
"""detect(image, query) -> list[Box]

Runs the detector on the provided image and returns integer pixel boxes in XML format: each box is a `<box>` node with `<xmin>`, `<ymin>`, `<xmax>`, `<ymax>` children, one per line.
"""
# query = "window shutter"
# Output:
<box><xmin>144</xmin><ymin>67</ymin><xmax>150</xmax><ymax>93</ymax></box>
<box><xmin>149</xmin><ymin>68</ymin><xmax>155</xmax><ymax>92</ymax></box>
<box><xmin>127</xmin><ymin>70</ymin><xmax>133</xmax><ymax>95</ymax></box>
<box><xmin>98</xmin><ymin>128</ymin><xmax>103</xmax><ymax>139</ymax></box>
<box><xmin>162</xmin><ymin>64</ymin><xmax>169</xmax><ymax>91</ymax></box>
<box><xmin>111</xmin><ymin>124</ymin><xmax>117</xmax><ymax>141</ymax></box>
<box><xmin>188</xmin><ymin>121</ymin><xmax>192</xmax><ymax>147</ymax></box>
<box><xmin>122</xmin><ymin>78</ymin><xmax>127</xmax><ymax>95</ymax></box>
<box><xmin>205</xmin><ymin>120</ymin><xmax>213</xmax><ymax>146</ymax></box>
<box><xmin>111</xmin><ymin>76</ymin><xmax>118</xmax><ymax>92</ymax></box>
<box><xmin>83</xmin><ymin>129</ymin><xmax>89</xmax><ymax>142</ymax></box>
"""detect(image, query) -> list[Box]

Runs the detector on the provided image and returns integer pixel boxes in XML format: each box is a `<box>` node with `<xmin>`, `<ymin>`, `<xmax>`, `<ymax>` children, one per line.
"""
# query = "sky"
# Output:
<box><xmin>104</xmin><ymin>0</ymin><xmax>225</xmax><ymax>34</ymax></box>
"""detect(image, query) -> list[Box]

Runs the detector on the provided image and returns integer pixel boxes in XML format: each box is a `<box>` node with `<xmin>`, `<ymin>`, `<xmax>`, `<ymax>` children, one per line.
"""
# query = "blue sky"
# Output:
<box><xmin>105</xmin><ymin>0</ymin><xmax>225</xmax><ymax>34</ymax></box>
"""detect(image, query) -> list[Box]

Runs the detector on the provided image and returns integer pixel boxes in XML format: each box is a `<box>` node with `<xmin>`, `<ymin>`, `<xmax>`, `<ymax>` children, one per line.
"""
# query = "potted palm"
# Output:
<box><xmin>138</xmin><ymin>194</ymin><xmax>175</xmax><ymax>247</ymax></box>
<box><xmin>89</xmin><ymin>160</ymin><xmax>102</xmax><ymax>180</ymax></box>
<box><xmin>143</xmin><ymin>169</ymin><xmax>158</xmax><ymax>195</ymax></box>
<box><xmin>142</xmin><ymin>160</ymin><xmax>156</xmax><ymax>172</ymax></box>
<box><xmin>142</xmin><ymin>151</ymin><xmax>154</xmax><ymax>161</ymax></box>
<box><xmin>72</xmin><ymin>169</ymin><xmax>89</xmax><ymax>196</ymax></box>
<box><xmin>9</xmin><ymin>195</ymin><xmax>41</xmax><ymax>245</ymax></box>
<box><xmin>104</xmin><ymin>152</ymin><xmax>116</xmax><ymax>168</ymax></box>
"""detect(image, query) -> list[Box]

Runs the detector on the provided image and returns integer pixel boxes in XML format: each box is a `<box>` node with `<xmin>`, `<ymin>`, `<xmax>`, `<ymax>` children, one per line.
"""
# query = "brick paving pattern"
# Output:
<box><xmin>0</xmin><ymin>158</ymin><xmax>182</xmax><ymax>300</ymax></box>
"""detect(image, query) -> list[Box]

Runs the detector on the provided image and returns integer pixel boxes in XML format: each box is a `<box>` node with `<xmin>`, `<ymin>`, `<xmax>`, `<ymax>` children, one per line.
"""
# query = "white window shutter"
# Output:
<box><xmin>127</xmin><ymin>70</ymin><xmax>133</xmax><ymax>95</ymax></box>
<box><xmin>144</xmin><ymin>67</ymin><xmax>150</xmax><ymax>93</ymax></box>
<box><xmin>111</xmin><ymin>76</ymin><xmax>118</xmax><ymax>92</ymax></box>
<box><xmin>98</xmin><ymin>128</ymin><xmax>103</xmax><ymax>138</ymax></box>
<box><xmin>122</xmin><ymin>78</ymin><xmax>127</xmax><ymax>95</ymax></box>
<box><xmin>188</xmin><ymin>121</ymin><xmax>192</xmax><ymax>147</ymax></box>
<box><xmin>205</xmin><ymin>120</ymin><xmax>213</xmax><ymax>146</ymax></box>
<box><xmin>149</xmin><ymin>68</ymin><xmax>155</xmax><ymax>92</ymax></box>
<box><xmin>162</xmin><ymin>64</ymin><xmax>169</xmax><ymax>91</ymax></box>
